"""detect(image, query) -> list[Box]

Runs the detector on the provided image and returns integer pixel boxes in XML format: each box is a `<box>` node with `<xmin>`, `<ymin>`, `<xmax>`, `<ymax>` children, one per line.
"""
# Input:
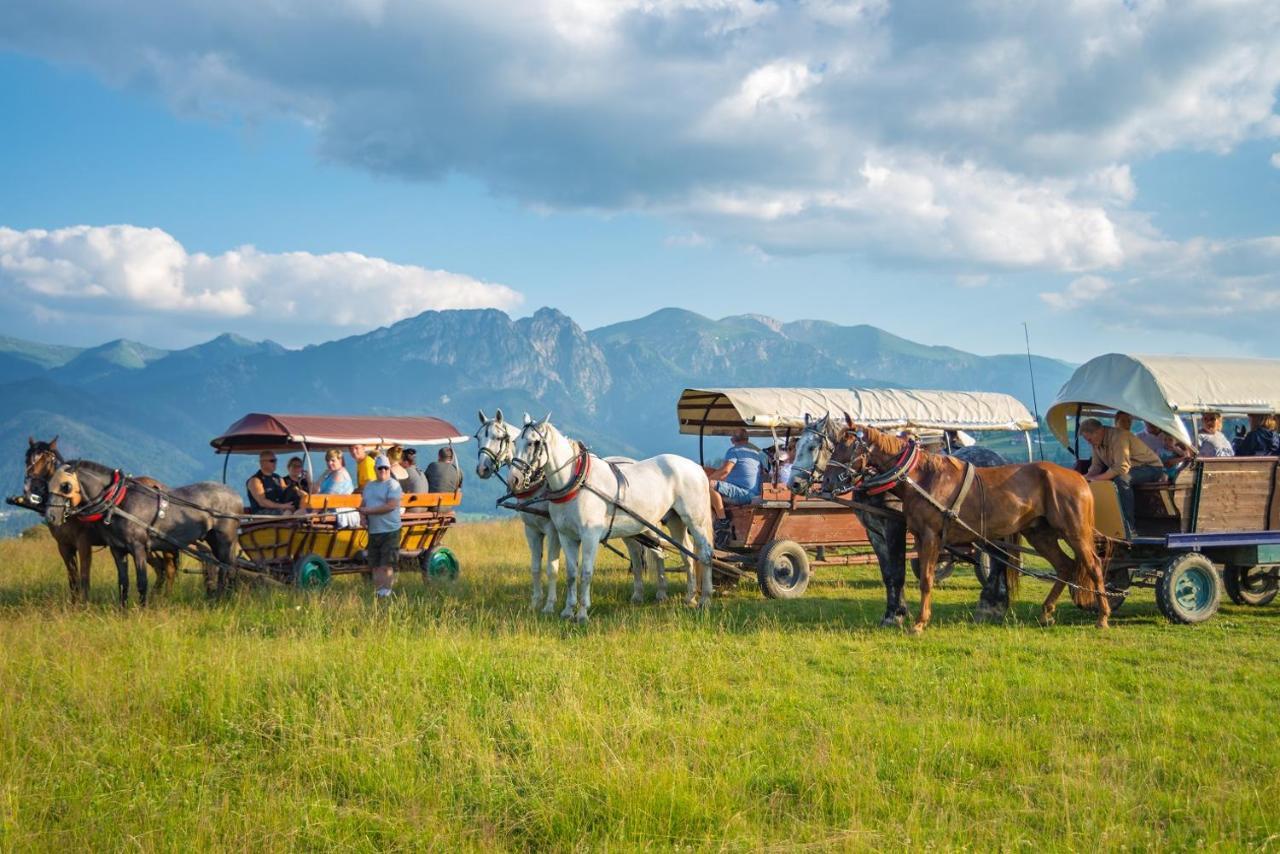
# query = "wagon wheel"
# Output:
<box><xmin>1222</xmin><ymin>564</ymin><xmax>1279</xmax><ymax>607</ymax></box>
<box><xmin>420</xmin><ymin>546</ymin><xmax>460</xmax><ymax>582</ymax></box>
<box><xmin>292</xmin><ymin>553</ymin><xmax>332</xmax><ymax>589</ymax></box>
<box><xmin>1155</xmin><ymin>553</ymin><xmax>1222</xmax><ymax>624</ymax></box>
<box><xmin>910</xmin><ymin>556</ymin><xmax>956</xmax><ymax>585</ymax></box>
<box><xmin>756</xmin><ymin>539</ymin><xmax>811</xmax><ymax>599</ymax></box>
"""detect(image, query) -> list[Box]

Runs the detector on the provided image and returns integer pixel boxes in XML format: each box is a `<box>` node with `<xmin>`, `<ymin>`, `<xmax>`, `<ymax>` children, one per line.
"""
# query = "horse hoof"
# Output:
<box><xmin>630</xmin><ymin>593</ymin><xmax>644</xmax><ymax>605</ymax></box>
<box><xmin>879</xmin><ymin>616</ymin><xmax>903</xmax><ymax>629</ymax></box>
<box><xmin>574</xmin><ymin>613</ymin><xmax>589</xmax><ymax>625</ymax></box>
<box><xmin>1038</xmin><ymin>612</ymin><xmax>1055</xmax><ymax>627</ymax></box>
<box><xmin>560</xmin><ymin>608</ymin><xmax>575</xmax><ymax>620</ymax></box>
<box><xmin>655</xmin><ymin>591</ymin><xmax>668</xmax><ymax>604</ymax></box>
<box><xmin>1096</xmin><ymin>619</ymin><xmax>1110</xmax><ymax>630</ymax></box>
<box><xmin>906</xmin><ymin>624</ymin><xmax>925</xmax><ymax>636</ymax></box>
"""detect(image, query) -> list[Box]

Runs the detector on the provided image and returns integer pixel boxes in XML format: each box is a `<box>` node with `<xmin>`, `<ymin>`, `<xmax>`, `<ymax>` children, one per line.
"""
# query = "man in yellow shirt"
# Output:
<box><xmin>1079</xmin><ymin>418</ymin><xmax>1164</xmax><ymax>531</ymax></box>
<box><xmin>350</xmin><ymin>444</ymin><xmax>377</xmax><ymax>492</ymax></box>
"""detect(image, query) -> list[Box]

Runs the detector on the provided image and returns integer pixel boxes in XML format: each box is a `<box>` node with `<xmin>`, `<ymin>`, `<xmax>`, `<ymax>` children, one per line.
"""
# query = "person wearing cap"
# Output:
<box><xmin>359</xmin><ymin>454</ymin><xmax>404</xmax><ymax>599</ymax></box>
<box><xmin>704</xmin><ymin>427</ymin><xmax>766</xmax><ymax>544</ymax></box>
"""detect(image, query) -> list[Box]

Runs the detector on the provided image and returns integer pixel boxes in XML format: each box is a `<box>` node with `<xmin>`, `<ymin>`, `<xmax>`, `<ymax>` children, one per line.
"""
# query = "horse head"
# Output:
<box><xmin>44</xmin><ymin>464</ymin><xmax>83</xmax><ymax>526</ymax></box>
<box><xmin>509</xmin><ymin>414</ymin><xmax>568</xmax><ymax>494</ymax></box>
<box><xmin>474</xmin><ymin>408</ymin><xmax>517</xmax><ymax>480</ymax></box>
<box><xmin>788</xmin><ymin>413</ymin><xmax>843</xmax><ymax>495</ymax></box>
<box><xmin>24</xmin><ymin>436</ymin><xmax>62</xmax><ymax>507</ymax></box>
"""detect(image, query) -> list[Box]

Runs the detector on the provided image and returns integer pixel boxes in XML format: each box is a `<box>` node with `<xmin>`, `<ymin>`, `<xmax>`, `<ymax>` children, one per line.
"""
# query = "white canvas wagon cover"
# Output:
<box><xmin>677</xmin><ymin>388</ymin><xmax>1037</xmax><ymax>436</ymax></box>
<box><xmin>1047</xmin><ymin>353</ymin><xmax>1280</xmax><ymax>448</ymax></box>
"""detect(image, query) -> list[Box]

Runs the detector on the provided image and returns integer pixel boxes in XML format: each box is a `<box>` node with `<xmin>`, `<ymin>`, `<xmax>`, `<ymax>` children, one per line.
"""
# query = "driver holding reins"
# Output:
<box><xmin>704</xmin><ymin>427</ymin><xmax>766</xmax><ymax>546</ymax></box>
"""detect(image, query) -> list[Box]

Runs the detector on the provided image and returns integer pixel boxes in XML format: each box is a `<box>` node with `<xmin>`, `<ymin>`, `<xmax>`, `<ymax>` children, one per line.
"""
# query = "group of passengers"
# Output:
<box><xmin>246</xmin><ymin>443</ymin><xmax>463</xmax><ymax>518</ymax></box>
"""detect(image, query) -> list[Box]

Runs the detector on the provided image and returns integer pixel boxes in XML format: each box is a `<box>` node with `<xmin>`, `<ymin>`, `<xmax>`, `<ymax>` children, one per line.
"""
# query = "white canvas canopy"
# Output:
<box><xmin>677</xmin><ymin>387</ymin><xmax>1037</xmax><ymax>435</ymax></box>
<box><xmin>1047</xmin><ymin>353</ymin><xmax>1280</xmax><ymax>448</ymax></box>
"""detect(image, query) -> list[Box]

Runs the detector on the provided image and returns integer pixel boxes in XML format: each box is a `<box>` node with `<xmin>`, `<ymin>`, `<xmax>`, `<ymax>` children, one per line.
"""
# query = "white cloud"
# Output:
<box><xmin>3</xmin><ymin>0</ymin><xmax>1279</xmax><ymax>282</ymax></box>
<box><xmin>1041</xmin><ymin>274</ymin><xmax>1112</xmax><ymax>310</ymax></box>
<box><xmin>1271</xmin><ymin>151</ymin><xmax>1280</xmax><ymax>169</ymax></box>
<box><xmin>664</xmin><ymin>231</ymin><xmax>709</xmax><ymax>248</ymax></box>
<box><xmin>0</xmin><ymin>225</ymin><xmax>522</xmax><ymax>344</ymax></box>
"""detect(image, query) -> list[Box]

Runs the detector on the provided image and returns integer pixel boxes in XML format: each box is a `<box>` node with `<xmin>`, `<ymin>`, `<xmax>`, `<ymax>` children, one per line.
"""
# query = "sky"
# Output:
<box><xmin>0</xmin><ymin>0</ymin><xmax>1278</xmax><ymax>362</ymax></box>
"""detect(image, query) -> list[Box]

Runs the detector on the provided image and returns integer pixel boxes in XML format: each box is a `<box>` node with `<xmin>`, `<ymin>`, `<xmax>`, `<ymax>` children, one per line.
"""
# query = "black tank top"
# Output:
<box><xmin>247</xmin><ymin>470</ymin><xmax>289</xmax><ymax>512</ymax></box>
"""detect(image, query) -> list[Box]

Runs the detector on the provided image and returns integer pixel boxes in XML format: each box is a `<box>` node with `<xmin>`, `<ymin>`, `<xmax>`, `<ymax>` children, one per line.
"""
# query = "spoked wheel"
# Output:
<box><xmin>292</xmin><ymin>553</ymin><xmax>332</xmax><ymax>589</ymax></box>
<box><xmin>756</xmin><ymin>539</ymin><xmax>811</xmax><ymax>599</ymax></box>
<box><xmin>911</xmin><ymin>556</ymin><xmax>956</xmax><ymax>584</ymax></box>
<box><xmin>420</xmin><ymin>546</ymin><xmax>460</xmax><ymax>582</ymax></box>
<box><xmin>1156</xmin><ymin>553</ymin><xmax>1222</xmax><ymax>624</ymax></box>
<box><xmin>1223</xmin><ymin>564</ymin><xmax>1279</xmax><ymax>607</ymax></box>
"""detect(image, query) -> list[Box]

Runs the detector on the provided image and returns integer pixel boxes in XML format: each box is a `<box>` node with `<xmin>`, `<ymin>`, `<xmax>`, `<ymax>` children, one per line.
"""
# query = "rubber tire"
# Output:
<box><xmin>420</xmin><ymin>546</ymin><xmax>460</xmax><ymax>582</ymax></box>
<box><xmin>292</xmin><ymin>553</ymin><xmax>332</xmax><ymax>589</ymax></box>
<box><xmin>1222</xmin><ymin>565</ymin><xmax>1279</xmax><ymax>607</ymax></box>
<box><xmin>756</xmin><ymin>539</ymin><xmax>811</xmax><ymax>599</ymax></box>
<box><xmin>1156</xmin><ymin>553</ymin><xmax>1222</xmax><ymax>625</ymax></box>
<box><xmin>971</xmin><ymin>550</ymin><xmax>992</xmax><ymax>586</ymax></box>
<box><xmin>911</xmin><ymin>556</ymin><xmax>956</xmax><ymax>584</ymax></box>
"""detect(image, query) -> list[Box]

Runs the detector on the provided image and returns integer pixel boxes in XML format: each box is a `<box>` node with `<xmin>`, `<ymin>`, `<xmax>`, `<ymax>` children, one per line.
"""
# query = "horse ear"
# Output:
<box><xmin>49</xmin><ymin>437</ymin><xmax>58</xmax><ymax>451</ymax></box>
<box><xmin>495</xmin><ymin>408</ymin><xmax>504</xmax><ymax>423</ymax></box>
<box><xmin>804</xmin><ymin>413</ymin><xmax>811</xmax><ymax>426</ymax></box>
<box><xmin>28</xmin><ymin>437</ymin><xmax>34</xmax><ymax>448</ymax></box>
<box><xmin>523</xmin><ymin>412</ymin><xmax>533</xmax><ymax>426</ymax></box>
<box><xmin>842</xmin><ymin>411</ymin><xmax>854</xmax><ymax>430</ymax></box>
<box><xmin>477</xmin><ymin>409</ymin><xmax>488</xmax><ymax>425</ymax></box>
<box><xmin>541</xmin><ymin>412</ymin><xmax>552</xmax><ymax>426</ymax></box>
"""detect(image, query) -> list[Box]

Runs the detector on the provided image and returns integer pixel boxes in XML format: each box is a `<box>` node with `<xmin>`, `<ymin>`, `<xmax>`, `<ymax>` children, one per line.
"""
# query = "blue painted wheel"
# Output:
<box><xmin>1156</xmin><ymin>553</ymin><xmax>1221</xmax><ymax>624</ymax></box>
<box><xmin>292</xmin><ymin>553</ymin><xmax>332</xmax><ymax>589</ymax></box>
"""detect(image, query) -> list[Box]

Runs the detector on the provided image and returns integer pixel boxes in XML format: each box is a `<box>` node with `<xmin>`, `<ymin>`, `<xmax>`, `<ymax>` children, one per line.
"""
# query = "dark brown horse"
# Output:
<box><xmin>803</xmin><ymin>418</ymin><xmax>1108</xmax><ymax>633</ymax></box>
<box><xmin>22</xmin><ymin>438</ymin><xmax>190</xmax><ymax>601</ymax></box>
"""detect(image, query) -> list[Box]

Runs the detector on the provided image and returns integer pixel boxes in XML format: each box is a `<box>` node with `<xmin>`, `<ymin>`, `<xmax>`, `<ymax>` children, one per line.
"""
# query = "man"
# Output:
<box><xmin>1079</xmin><ymin>417</ymin><xmax>1164</xmax><ymax>532</ymax></box>
<box><xmin>704</xmin><ymin>427</ymin><xmax>766</xmax><ymax>545</ymax></box>
<box><xmin>246</xmin><ymin>451</ymin><xmax>293</xmax><ymax>515</ymax></box>
<box><xmin>400</xmin><ymin>447</ymin><xmax>430</xmax><ymax>493</ymax></box>
<box><xmin>350</xmin><ymin>444</ymin><xmax>376</xmax><ymax>492</ymax></box>
<box><xmin>1197</xmin><ymin>412</ymin><xmax>1234</xmax><ymax>457</ymax></box>
<box><xmin>426</xmin><ymin>446</ymin><xmax>463</xmax><ymax>493</ymax></box>
<box><xmin>359</xmin><ymin>454</ymin><xmax>403</xmax><ymax>599</ymax></box>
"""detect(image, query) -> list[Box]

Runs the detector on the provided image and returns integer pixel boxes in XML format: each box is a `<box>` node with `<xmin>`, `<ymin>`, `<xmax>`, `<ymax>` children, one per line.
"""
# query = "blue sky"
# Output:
<box><xmin>1</xmin><ymin>1</ymin><xmax>1278</xmax><ymax>361</ymax></box>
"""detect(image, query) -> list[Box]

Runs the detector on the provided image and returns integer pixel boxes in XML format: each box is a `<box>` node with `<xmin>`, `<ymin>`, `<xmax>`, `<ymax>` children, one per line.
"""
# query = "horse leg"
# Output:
<box><xmin>1067</xmin><ymin>529</ymin><xmax>1110</xmax><ymax>630</ymax></box>
<box><xmin>864</xmin><ymin>510</ymin><xmax>908</xmax><ymax>628</ymax></box>
<box><xmin>626</xmin><ymin>539</ymin><xmax>646</xmax><ymax>605</ymax></box>
<box><xmin>542</xmin><ymin>523</ymin><xmax>560</xmax><ymax>614</ymax></box>
<box><xmin>111</xmin><ymin>546</ymin><xmax>130</xmax><ymax>607</ymax></box>
<box><xmin>1022</xmin><ymin>526</ymin><xmax>1075</xmax><ymax>627</ymax></box>
<box><xmin>55</xmin><ymin>534</ymin><xmax>79</xmax><ymax>599</ymax></box>
<box><xmin>909</xmin><ymin>534</ymin><xmax>940</xmax><ymax>635</ymax></box>
<box><xmin>131</xmin><ymin>543</ymin><xmax>149</xmax><ymax>607</ymax></box>
<box><xmin>559</xmin><ymin>534</ymin><xmax>580</xmax><ymax>620</ymax></box>
<box><xmin>652</xmin><ymin>545</ymin><xmax>668</xmax><ymax>603</ymax></box>
<box><xmin>575</xmin><ymin>537</ymin><xmax>601</xmax><ymax>624</ymax></box>
<box><xmin>676</xmin><ymin>504</ymin><xmax>715</xmax><ymax>609</ymax></box>
<box><xmin>665</xmin><ymin>515</ymin><xmax>698</xmax><ymax>606</ymax></box>
<box><xmin>974</xmin><ymin>545</ymin><xmax>1014</xmax><ymax>623</ymax></box>
<box><xmin>76</xmin><ymin>530</ymin><xmax>93</xmax><ymax>601</ymax></box>
<box><xmin>523</xmin><ymin>522</ymin><xmax>545</xmax><ymax>610</ymax></box>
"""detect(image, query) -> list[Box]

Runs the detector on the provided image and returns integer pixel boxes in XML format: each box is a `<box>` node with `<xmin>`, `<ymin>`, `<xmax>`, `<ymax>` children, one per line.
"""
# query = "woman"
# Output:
<box><xmin>1236</xmin><ymin>414</ymin><xmax>1280</xmax><ymax>457</ymax></box>
<box><xmin>387</xmin><ymin>445</ymin><xmax>410</xmax><ymax>488</ymax></box>
<box><xmin>317</xmin><ymin>448</ymin><xmax>359</xmax><ymax>528</ymax></box>
<box><xmin>283</xmin><ymin>456</ymin><xmax>311</xmax><ymax>509</ymax></box>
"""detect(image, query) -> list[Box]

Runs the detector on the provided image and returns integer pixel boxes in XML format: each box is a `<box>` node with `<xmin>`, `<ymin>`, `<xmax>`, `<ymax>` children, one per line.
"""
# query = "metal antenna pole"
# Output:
<box><xmin>1023</xmin><ymin>322</ymin><xmax>1046</xmax><ymax>461</ymax></box>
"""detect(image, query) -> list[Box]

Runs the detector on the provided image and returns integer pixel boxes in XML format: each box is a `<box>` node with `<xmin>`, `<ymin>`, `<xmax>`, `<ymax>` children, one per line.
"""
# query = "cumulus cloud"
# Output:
<box><xmin>0</xmin><ymin>225</ymin><xmax>522</xmax><ymax>345</ymax></box>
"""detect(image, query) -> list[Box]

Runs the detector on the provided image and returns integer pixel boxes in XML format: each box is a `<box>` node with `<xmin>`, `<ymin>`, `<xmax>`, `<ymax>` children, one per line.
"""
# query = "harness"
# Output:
<box><xmin>857</xmin><ymin>441</ymin><xmax>921</xmax><ymax>496</ymax></box>
<box><xmin>544</xmin><ymin>443</ymin><xmax>591</xmax><ymax>504</ymax></box>
<box><xmin>74</xmin><ymin>469</ymin><xmax>130</xmax><ymax>523</ymax></box>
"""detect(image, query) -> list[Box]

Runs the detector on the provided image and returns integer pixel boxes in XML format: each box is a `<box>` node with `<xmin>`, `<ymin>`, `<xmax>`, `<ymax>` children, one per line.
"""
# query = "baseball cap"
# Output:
<box><xmin>374</xmin><ymin>455</ymin><xmax>391</xmax><ymax>469</ymax></box>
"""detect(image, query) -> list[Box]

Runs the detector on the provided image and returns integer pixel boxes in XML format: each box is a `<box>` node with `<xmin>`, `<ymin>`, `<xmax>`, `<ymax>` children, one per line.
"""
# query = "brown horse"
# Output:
<box><xmin>22</xmin><ymin>438</ymin><xmax>183</xmax><ymax>600</ymax></box>
<box><xmin>827</xmin><ymin>419</ymin><xmax>1108</xmax><ymax>633</ymax></box>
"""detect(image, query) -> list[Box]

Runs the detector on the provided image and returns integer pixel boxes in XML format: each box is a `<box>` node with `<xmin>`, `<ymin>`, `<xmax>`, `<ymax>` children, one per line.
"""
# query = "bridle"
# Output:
<box><xmin>24</xmin><ymin>445</ymin><xmax>61</xmax><ymax>503</ymax></box>
<box><xmin>475</xmin><ymin>421</ymin><xmax>514</xmax><ymax>477</ymax></box>
<box><xmin>510</xmin><ymin>422</ymin><xmax>589</xmax><ymax>500</ymax></box>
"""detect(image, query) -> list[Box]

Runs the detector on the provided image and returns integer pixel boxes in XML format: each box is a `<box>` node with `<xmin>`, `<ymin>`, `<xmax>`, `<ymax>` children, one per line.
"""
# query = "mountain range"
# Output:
<box><xmin>0</xmin><ymin>307</ymin><xmax>1074</xmax><ymax>533</ymax></box>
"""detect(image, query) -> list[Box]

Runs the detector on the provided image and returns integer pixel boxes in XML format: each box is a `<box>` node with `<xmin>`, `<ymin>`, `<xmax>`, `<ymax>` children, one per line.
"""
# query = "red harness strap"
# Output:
<box><xmin>861</xmin><ymin>443</ymin><xmax>920</xmax><ymax>496</ymax></box>
<box><xmin>79</xmin><ymin>470</ymin><xmax>129</xmax><ymax>523</ymax></box>
<box><xmin>548</xmin><ymin>450</ymin><xmax>591</xmax><ymax>504</ymax></box>
<box><xmin>513</xmin><ymin>484</ymin><xmax>543</xmax><ymax>500</ymax></box>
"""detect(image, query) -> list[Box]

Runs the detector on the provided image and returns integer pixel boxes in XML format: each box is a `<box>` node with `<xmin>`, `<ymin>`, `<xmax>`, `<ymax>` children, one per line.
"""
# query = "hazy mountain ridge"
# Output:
<box><xmin>0</xmin><ymin>307</ymin><xmax>1074</xmax><ymax>533</ymax></box>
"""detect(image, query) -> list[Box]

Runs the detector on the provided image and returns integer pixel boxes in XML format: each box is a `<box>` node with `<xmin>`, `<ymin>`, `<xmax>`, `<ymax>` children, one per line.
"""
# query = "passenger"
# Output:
<box><xmin>1114</xmin><ymin>412</ymin><xmax>1134</xmax><ymax>431</ymax></box>
<box><xmin>1197</xmin><ymin>413</ymin><xmax>1234</xmax><ymax>457</ymax></box>
<box><xmin>1235</xmin><ymin>414</ymin><xmax>1280</xmax><ymax>457</ymax></box>
<box><xmin>400</xmin><ymin>447</ymin><xmax>430</xmax><ymax>493</ymax></box>
<box><xmin>387</xmin><ymin>445</ymin><xmax>410</xmax><ymax>483</ymax></box>
<box><xmin>283</xmin><ymin>456</ymin><xmax>310</xmax><ymax>509</ymax></box>
<box><xmin>1137</xmin><ymin>422</ymin><xmax>1166</xmax><ymax>458</ymax></box>
<box><xmin>317</xmin><ymin>448</ymin><xmax>359</xmax><ymax>528</ymax></box>
<box><xmin>350</xmin><ymin>444</ymin><xmax>376</xmax><ymax>492</ymax></box>
<box><xmin>704</xmin><ymin>427</ymin><xmax>766</xmax><ymax>545</ymax></box>
<box><xmin>359</xmin><ymin>454</ymin><xmax>403</xmax><ymax>600</ymax></box>
<box><xmin>246</xmin><ymin>451</ymin><xmax>294</xmax><ymax>515</ymax></box>
<box><xmin>1079</xmin><ymin>417</ymin><xmax>1164</xmax><ymax>532</ymax></box>
<box><xmin>426</xmin><ymin>446</ymin><xmax>463</xmax><ymax>493</ymax></box>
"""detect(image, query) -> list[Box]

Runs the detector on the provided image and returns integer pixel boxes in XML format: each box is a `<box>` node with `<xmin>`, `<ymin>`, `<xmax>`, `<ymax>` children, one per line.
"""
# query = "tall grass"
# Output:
<box><xmin>1</xmin><ymin>520</ymin><xmax>1278</xmax><ymax>850</ymax></box>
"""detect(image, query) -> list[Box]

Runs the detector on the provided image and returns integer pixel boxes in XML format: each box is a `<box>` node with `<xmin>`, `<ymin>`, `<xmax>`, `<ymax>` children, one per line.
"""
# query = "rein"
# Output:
<box><xmin>856</xmin><ymin>441</ymin><xmax>921</xmax><ymax>496</ymax></box>
<box><xmin>66</xmin><ymin>466</ymin><xmax>129</xmax><ymax>523</ymax></box>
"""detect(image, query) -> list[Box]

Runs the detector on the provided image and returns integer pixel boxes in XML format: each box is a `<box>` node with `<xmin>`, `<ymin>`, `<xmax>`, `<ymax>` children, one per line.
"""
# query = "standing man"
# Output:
<box><xmin>360</xmin><ymin>454</ymin><xmax>403</xmax><ymax>599</ymax></box>
<box><xmin>426</xmin><ymin>446</ymin><xmax>463</xmax><ymax>493</ymax></box>
<box><xmin>1079</xmin><ymin>417</ymin><xmax>1164</xmax><ymax>532</ymax></box>
<box><xmin>704</xmin><ymin>427</ymin><xmax>766</xmax><ymax>545</ymax></box>
<box><xmin>350</xmin><ymin>444</ymin><xmax>376</xmax><ymax>493</ymax></box>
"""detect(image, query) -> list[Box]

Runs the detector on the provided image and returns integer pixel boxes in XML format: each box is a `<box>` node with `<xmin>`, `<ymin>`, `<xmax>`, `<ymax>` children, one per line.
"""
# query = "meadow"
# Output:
<box><xmin>1</xmin><ymin>519</ymin><xmax>1278</xmax><ymax>850</ymax></box>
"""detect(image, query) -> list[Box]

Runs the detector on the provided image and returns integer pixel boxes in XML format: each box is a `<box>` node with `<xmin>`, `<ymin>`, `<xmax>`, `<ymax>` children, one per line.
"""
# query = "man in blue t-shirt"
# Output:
<box><xmin>360</xmin><ymin>454</ymin><xmax>404</xmax><ymax>599</ymax></box>
<box><xmin>705</xmin><ymin>428</ymin><xmax>766</xmax><ymax>543</ymax></box>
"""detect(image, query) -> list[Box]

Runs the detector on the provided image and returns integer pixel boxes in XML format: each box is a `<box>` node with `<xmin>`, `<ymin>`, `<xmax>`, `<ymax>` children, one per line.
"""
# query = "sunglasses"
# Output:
<box><xmin>376</xmin><ymin>465</ymin><xmax>391</xmax><ymax>471</ymax></box>
<box><xmin>261</xmin><ymin>457</ymin><xmax>277</xmax><ymax>463</ymax></box>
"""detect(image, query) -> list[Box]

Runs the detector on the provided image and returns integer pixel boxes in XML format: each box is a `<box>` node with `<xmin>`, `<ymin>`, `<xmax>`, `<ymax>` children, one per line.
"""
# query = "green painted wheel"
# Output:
<box><xmin>292</xmin><ymin>553</ymin><xmax>332</xmax><ymax>589</ymax></box>
<box><xmin>1155</xmin><ymin>553</ymin><xmax>1221</xmax><ymax>625</ymax></box>
<box><xmin>421</xmin><ymin>546</ymin><xmax>460</xmax><ymax>581</ymax></box>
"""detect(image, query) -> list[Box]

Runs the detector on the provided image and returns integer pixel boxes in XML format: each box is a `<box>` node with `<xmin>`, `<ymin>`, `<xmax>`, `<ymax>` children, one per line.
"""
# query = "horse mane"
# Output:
<box><xmin>857</xmin><ymin>424</ymin><xmax>907</xmax><ymax>459</ymax></box>
<box><xmin>69</xmin><ymin>458</ymin><xmax>116</xmax><ymax>480</ymax></box>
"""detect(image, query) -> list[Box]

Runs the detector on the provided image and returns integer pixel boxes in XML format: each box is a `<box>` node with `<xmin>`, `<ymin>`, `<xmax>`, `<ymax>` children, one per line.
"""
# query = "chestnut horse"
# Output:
<box><xmin>806</xmin><ymin>418</ymin><xmax>1108</xmax><ymax>633</ymax></box>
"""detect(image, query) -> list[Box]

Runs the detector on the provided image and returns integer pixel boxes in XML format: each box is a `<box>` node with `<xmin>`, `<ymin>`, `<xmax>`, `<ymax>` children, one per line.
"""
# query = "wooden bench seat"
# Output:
<box><xmin>303</xmin><ymin>491</ymin><xmax>460</xmax><ymax>511</ymax></box>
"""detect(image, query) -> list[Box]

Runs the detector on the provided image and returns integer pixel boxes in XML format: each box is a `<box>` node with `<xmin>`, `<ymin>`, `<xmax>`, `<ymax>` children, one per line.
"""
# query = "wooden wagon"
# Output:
<box><xmin>677</xmin><ymin>387</ymin><xmax>1038</xmax><ymax>598</ymax></box>
<box><xmin>211</xmin><ymin>413</ymin><xmax>467</xmax><ymax>587</ymax></box>
<box><xmin>1047</xmin><ymin>353</ymin><xmax>1280</xmax><ymax>623</ymax></box>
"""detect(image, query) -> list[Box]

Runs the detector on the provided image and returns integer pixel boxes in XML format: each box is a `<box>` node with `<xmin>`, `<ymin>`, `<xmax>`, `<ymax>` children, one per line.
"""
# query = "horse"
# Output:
<box><xmin>508</xmin><ymin>415</ymin><xmax>714</xmax><ymax>623</ymax></box>
<box><xmin>44</xmin><ymin>459</ymin><xmax>242</xmax><ymax>606</ymax></box>
<box><xmin>475</xmin><ymin>410</ymin><xmax>669</xmax><ymax>611</ymax></box>
<box><xmin>21</xmin><ymin>438</ymin><xmax>185</xmax><ymax>600</ymax></box>
<box><xmin>791</xmin><ymin>415</ymin><xmax>1108</xmax><ymax>633</ymax></box>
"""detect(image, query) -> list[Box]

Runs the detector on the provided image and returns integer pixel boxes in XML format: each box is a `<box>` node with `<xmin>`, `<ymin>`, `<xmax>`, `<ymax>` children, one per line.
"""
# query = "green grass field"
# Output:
<box><xmin>2</xmin><ymin>520</ymin><xmax>1279</xmax><ymax>850</ymax></box>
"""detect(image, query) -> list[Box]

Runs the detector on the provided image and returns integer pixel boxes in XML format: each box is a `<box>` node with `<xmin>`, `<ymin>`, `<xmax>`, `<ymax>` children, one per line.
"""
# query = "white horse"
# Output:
<box><xmin>476</xmin><ymin>409</ymin><xmax>669</xmax><ymax>611</ymax></box>
<box><xmin>509</xmin><ymin>414</ymin><xmax>715</xmax><ymax>623</ymax></box>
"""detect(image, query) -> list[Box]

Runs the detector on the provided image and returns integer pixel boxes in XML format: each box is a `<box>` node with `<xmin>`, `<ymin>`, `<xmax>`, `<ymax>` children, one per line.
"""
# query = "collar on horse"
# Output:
<box><xmin>75</xmin><ymin>469</ymin><xmax>129</xmax><ymax>523</ymax></box>
<box><xmin>856</xmin><ymin>441</ymin><xmax>921</xmax><ymax>496</ymax></box>
<box><xmin>544</xmin><ymin>443</ymin><xmax>591</xmax><ymax>504</ymax></box>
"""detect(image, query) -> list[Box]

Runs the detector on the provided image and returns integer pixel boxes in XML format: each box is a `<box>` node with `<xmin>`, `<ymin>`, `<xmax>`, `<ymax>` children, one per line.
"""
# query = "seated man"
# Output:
<box><xmin>426</xmin><ymin>446</ymin><xmax>463</xmax><ymax>493</ymax></box>
<box><xmin>246</xmin><ymin>451</ymin><xmax>294</xmax><ymax>515</ymax></box>
<box><xmin>1079</xmin><ymin>417</ymin><xmax>1164</xmax><ymax>533</ymax></box>
<box><xmin>704</xmin><ymin>428</ymin><xmax>766</xmax><ymax>544</ymax></box>
<box><xmin>1197</xmin><ymin>412</ymin><xmax>1234</xmax><ymax>457</ymax></box>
